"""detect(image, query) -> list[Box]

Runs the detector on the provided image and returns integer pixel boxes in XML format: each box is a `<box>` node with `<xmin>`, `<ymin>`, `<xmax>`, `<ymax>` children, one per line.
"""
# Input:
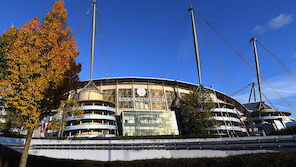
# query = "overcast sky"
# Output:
<box><xmin>1</xmin><ymin>0</ymin><xmax>296</xmax><ymax>118</ymax></box>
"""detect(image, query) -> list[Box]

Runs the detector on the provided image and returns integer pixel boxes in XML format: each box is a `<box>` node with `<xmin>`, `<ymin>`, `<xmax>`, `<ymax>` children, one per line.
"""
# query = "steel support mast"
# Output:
<box><xmin>251</xmin><ymin>37</ymin><xmax>263</xmax><ymax>103</ymax></box>
<box><xmin>188</xmin><ymin>5</ymin><xmax>202</xmax><ymax>85</ymax></box>
<box><xmin>90</xmin><ymin>0</ymin><xmax>96</xmax><ymax>80</ymax></box>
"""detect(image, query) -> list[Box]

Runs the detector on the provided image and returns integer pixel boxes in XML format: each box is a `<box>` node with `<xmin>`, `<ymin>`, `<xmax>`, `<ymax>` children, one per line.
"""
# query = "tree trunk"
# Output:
<box><xmin>19</xmin><ymin>127</ymin><xmax>34</xmax><ymax>167</ymax></box>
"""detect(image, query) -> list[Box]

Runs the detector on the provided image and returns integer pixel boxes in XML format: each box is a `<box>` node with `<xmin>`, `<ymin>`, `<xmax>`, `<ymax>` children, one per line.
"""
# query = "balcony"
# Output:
<box><xmin>81</xmin><ymin>105</ymin><xmax>116</xmax><ymax>113</ymax></box>
<box><xmin>64</xmin><ymin>124</ymin><xmax>116</xmax><ymax>131</ymax></box>
<box><xmin>64</xmin><ymin>115</ymin><xmax>116</xmax><ymax>121</ymax></box>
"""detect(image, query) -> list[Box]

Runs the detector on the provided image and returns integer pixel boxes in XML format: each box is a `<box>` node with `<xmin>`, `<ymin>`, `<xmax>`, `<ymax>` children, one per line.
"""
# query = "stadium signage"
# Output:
<box><xmin>140</xmin><ymin>119</ymin><xmax>163</xmax><ymax>124</ymax></box>
<box><xmin>118</xmin><ymin>97</ymin><xmax>167</xmax><ymax>102</ymax></box>
<box><xmin>136</xmin><ymin>88</ymin><xmax>146</xmax><ymax>96</ymax></box>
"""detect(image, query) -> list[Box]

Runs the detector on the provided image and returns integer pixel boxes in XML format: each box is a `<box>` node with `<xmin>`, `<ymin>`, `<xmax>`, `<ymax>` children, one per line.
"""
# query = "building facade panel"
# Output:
<box><xmin>122</xmin><ymin>110</ymin><xmax>179</xmax><ymax>136</ymax></box>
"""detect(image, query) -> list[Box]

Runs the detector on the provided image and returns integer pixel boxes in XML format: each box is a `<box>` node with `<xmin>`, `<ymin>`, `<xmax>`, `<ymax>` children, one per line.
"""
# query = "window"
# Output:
<box><xmin>119</xmin><ymin>89</ymin><xmax>133</xmax><ymax>97</ymax></box>
<box><xmin>103</xmin><ymin>89</ymin><xmax>116</xmax><ymax>103</ymax></box>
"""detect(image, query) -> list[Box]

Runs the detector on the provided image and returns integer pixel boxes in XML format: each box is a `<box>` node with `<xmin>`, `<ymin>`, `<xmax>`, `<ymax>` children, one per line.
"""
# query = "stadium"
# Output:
<box><xmin>54</xmin><ymin>77</ymin><xmax>250</xmax><ymax>138</ymax></box>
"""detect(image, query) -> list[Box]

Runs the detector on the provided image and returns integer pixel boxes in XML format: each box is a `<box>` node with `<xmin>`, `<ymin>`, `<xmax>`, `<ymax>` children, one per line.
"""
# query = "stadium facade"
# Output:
<box><xmin>55</xmin><ymin>77</ymin><xmax>251</xmax><ymax>138</ymax></box>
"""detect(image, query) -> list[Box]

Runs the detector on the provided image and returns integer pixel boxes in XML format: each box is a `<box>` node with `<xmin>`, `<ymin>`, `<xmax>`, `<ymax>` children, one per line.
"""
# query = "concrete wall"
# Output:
<box><xmin>0</xmin><ymin>135</ymin><xmax>295</xmax><ymax>161</ymax></box>
<box><xmin>29</xmin><ymin>149</ymin><xmax>277</xmax><ymax>161</ymax></box>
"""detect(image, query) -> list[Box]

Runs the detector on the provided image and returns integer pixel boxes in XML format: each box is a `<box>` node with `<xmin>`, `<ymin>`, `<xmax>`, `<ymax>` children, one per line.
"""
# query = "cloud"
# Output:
<box><xmin>253</xmin><ymin>25</ymin><xmax>266</xmax><ymax>35</ymax></box>
<box><xmin>261</xmin><ymin>75</ymin><xmax>296</xmax><ymax>100</ymax></box>
<box><xmin>268</xmin><ymin>14</ymin><xmax>293</xmax><ymax>29</ymax></box>
<box><xmin>253</xmin><ymin>13</ymin><xmax>293</xmax><ymax>35</ymax></box>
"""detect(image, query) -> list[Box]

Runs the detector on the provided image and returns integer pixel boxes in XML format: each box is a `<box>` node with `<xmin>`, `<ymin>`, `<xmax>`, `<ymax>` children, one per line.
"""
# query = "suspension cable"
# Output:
<box><xmin>258</xmin><ymin>86</ymin><xmax>278</xmax><ymax>111</ymax></box>
<box><xmin>230</xmin><ymin>83</ymin><xmax>252</xmax><ymax>96</ymax></box>
<box><xmin>195</xmin><ymin>11</ymin><xmax>296</xmax><ymax>114</ymax></box>
<box><xmin>256</xmin><ymin>40</ymin><xmax>296</xmax><ymax>82</ymax></box>
<box><xmin>148</xmin><ymin>13</ymin><xmax>188</xmax><ymax>77</ymax></box>
<box><xmin>176</xmin><ymin>24</ymin><xmax>188</xmax><ymax>80</ymax></box>
<box><xmin>97</xmin><ymin>6</ymin><xmax>113</xmax><ymax>77</ymax></box>
<box><xmin>164</xmin><ymin>14</ymin><xmax>188</xmax><ymax>77</ymax></box>
<box><xmin>197</xmin><ymin>18</ymin><xmax>235</xmax><ymax>92</ymax></box>
<box><xmin>170</xmin><ymin>16</ymin><xmax>189</xmax><ymax>79</ymax></box>
<box><xmin>74</xmin><ymin>3</ymin><xmax>93</xmax><ymax>38</ymax></box>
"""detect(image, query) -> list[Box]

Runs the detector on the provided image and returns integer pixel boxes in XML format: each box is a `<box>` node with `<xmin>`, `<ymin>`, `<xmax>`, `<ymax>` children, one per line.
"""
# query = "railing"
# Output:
<box><xmin>81</xmin><ymin>105</ymin><xmax>116</xmax><ymax>112</ymax></box>
<box><xmin>79</xmin><ymin>122</ymin><xmax>114</xmax><ymax>126</ymax></box>
<box><xmin>64</xmin><ymin>124</ymin><xmax>116</xmax><ymax>131</ymax></box>
<box><xmin>248</xmin><ymin>116</ymin><xmax>293</xmax><ymax>121</ymax></box>
<box><xmin>64</xmin><ymin>115</ymin><xmax>116</xmax><ymax>121</ymax></box>
<box><xmin>208</xmin><ymin>125</ymin><xmax>246</xmax><ymax>132</ymax></box>
<box><xmin>68</xmin><ymin>134</ymin><xmax>116</xmax><ymax>138</ymax></box>
<box><xmin>210</xmin><ymin>116</ymin><xmax>241</xmax><ymax>123</ymax></box>
<box><xmin>211</xmin><ymin>108</ymin><xmax>240</xmax><ymax>115</ymax></box>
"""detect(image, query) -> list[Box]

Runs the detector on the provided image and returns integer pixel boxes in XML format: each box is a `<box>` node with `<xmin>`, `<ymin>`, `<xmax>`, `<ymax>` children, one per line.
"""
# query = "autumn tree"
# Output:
<box><xmin>0</xmin><ymin>26</ymin><xmax>21</xmax><ymax>135</ymax></box>
<box><xmin>0</xmin><ymin>1</ymin><xmax>81</xmax><ymax>167</ymax></box>
<box><xmin>181</xmin><ymin>87</ymin><xmax>217</xmax><ymax>135</ymax></box>
<box><xmin>0</xmin><ymin>26</ymin><xmax>18</xmax><ymax>80</ymax></box>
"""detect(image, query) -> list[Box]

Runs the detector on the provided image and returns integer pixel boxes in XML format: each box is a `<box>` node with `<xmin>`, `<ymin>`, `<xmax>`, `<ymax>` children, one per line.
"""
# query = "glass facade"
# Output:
<box><xmin>101</xmin><ymin>87</ymin><xmax>178</xmax><ymax>111</ymax></box>
<box><xmin>122</xmin><ymin>110</ymin><xmax>179</xmax><ymax>136</ymax></box>
<box><xmin>118</xmin><ymin>89</ymin><xmax>134</xmax><ymax>108</ymax></box>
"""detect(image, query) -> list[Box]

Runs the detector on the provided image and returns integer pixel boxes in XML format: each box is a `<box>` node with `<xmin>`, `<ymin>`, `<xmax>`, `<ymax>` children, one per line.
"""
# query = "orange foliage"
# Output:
<box><xmin>0</xmin><ymin>0</ymin><xmax>81</xmax><ymax>128</ymax></box>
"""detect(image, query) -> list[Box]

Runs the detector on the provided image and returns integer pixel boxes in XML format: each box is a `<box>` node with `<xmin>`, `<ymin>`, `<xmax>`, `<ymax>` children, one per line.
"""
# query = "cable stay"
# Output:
<box><xmin>147</xmin><ymin>13</ymin><xmax>188</xmax><ymax>78</ymax></box>
<box><xmin>72</xmin><ymin>2</ymin><xmax>93</xmax><ymax>68</ymax></box>
<box><xmin>74</xmin><ymin>3</ymin><xmax>93</xmax><ymax>38</ymax></box>
<box><xmin>230</xmin><ymin>82</ymin><xmax>253</xmax><ymax>96</ymax></box>
<box><xmin>175</xmin><ymin>27</ymin><xmax>188</xmax><ymax>80</ymax></box>
<box><xmin>164</xmin><ymin>19</ymin><xmax>188</xmax><ymax>78</ymax></box>
<box><xmin>165</xmin><ymin>14</ymin><xmax>189</xmax><ymax>78</ymax></box>
<box><xmin>198</xmin><ymin>24</ymin><xmax>229</xmax><ymax>92</ymax></box>
<box><xmin>171</xmin><ymin>28</ymin><xmax>188</xmax><ymax>80</ymax></box>
<box><xmin>73</xmin><ymin>1</ymin><xmax>113</xmax><ymax>78</ymax></box>
<box><xmin>96</xmin><ymin>6</ymin><xmax>113</xmax><ymax>77</ymax></box>
<box><xmin>253</xmin><ymin>84</ymin><xmax>280</xmax><ymax>112</ymax></box>
<box><xmin>255</xmin><ymin>40</ymin><xmax>296</xmax><ymax>82</ymax></box>
<box><xmin>194</xmin><ymin>11</ymin><xmax>296</xmax><ymax>115</ymax></box>
<box><xmin>197</xmin><ymin>18</ymin><xmax>235</xmax><ymax>93</ymax></box>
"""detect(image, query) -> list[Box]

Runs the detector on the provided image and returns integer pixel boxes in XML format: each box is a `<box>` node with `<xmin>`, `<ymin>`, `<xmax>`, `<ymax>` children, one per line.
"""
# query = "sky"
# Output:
<box><xmin>1</xmin><ymin>0</ymin><xmax>296</xmax><ymax>118</ymax></box>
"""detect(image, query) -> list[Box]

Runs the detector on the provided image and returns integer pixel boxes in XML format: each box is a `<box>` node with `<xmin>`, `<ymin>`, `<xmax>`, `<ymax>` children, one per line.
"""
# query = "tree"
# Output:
<box><xmin>0</xmin><ymin>1</ymin><xmax>81</xmax><ymax>167</ymax></box>
<box><xmin>0</xmin><ymin>25</ymin><xmax>18</xmax><ymax>79</ymax></box>
<box><xmin>0</xmin><ymin>100</ymin><xmax>24</xmax><ymax>137</ymax></box>
<box><xmin>0</xmin><ymin>26</ymin><xmax>23</xmax><ymax>136</ymax></box>
<box><xmin>48</xmin><ymin>99</ymin><xmax>84</xmax><ymax>137</ymax></box>
<box><xmin>181</xmin><ymin>87</ymin><xmax>217</xmax><ymax>135</ymax></box>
